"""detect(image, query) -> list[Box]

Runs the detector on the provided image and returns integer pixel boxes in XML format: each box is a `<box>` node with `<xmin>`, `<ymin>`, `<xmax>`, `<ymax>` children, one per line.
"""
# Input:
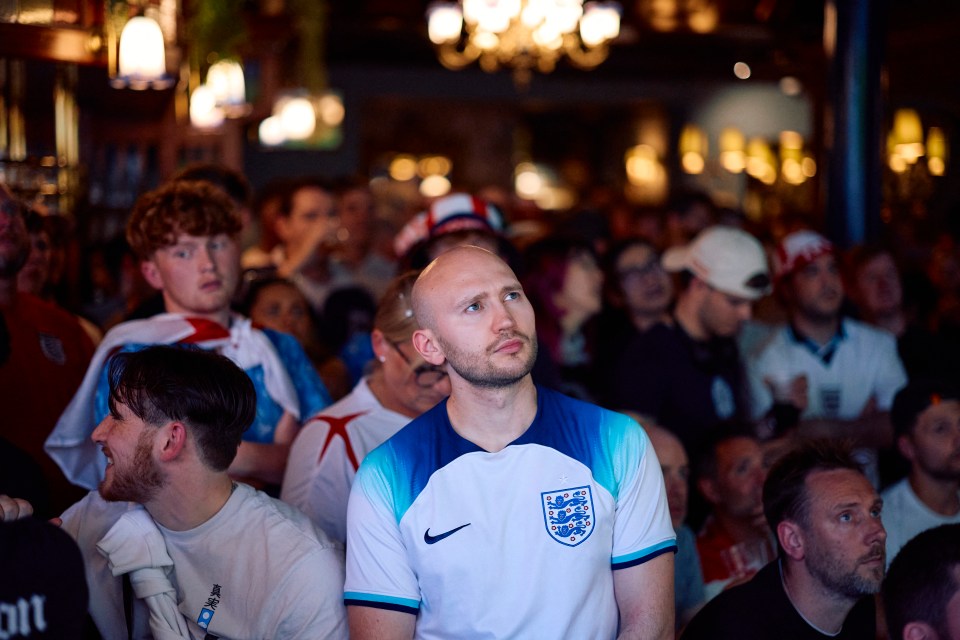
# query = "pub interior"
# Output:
<box><xmin>2</xmin><ymin>0</ymin><xmax>960</xmax><ymax>638</ymax></box>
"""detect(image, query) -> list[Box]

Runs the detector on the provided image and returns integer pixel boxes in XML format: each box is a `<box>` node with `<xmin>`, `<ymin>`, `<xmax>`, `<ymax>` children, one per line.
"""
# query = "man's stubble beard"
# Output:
<box><xmin>805</xmin><ymin>542</ymin><xmax>885</xmax><ymax>599</ymax></box>
<box><xmin>438</xmin><ymin>331</ymin><xmax>538</xmax><ymax>389</ymax></box>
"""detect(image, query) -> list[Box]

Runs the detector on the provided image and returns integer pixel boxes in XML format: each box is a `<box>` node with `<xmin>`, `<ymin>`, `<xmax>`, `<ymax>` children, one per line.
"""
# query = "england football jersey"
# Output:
<box><xmin>282</xmin><ymin>377</ymin><xmax>415</xmax><ymax>543</ymax></box>
<box><xmin>344</xmin><ymin>386</ymin><xmax>676</xmax><ymax>639</ymax></box>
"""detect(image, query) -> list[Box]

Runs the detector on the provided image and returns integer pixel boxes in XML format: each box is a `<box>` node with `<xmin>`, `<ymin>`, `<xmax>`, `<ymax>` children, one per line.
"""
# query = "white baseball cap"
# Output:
<box><xmin>662</xmin><ymin>226</ymin><xmax>771</xmax><ymax>300</ymax></box>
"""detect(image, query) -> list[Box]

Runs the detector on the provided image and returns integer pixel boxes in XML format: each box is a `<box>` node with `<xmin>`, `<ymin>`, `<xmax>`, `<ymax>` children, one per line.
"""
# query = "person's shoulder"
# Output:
<box><xmin>306</xmin><ymin>379</ymin><xmax>371</xmax><ymax>419</ymax></box>
<box><xmin>627</xmin><ymin>321</ymin><xmax>677</xmax><ymax>352</ymax></box>
<box><xmin>841</xmin><ymin>594</ymin><xmax>877</xmax><ymax>640</ymax></box>
<box><xmin>540</xmin><ymin>387</ymin><xmax>638</xmax><ymax>433</ymax></box>
<box><xmin>880</xmin><ymin>478</ymin><xmax>912</xmax><ymax>504</ymax></box>
<box><xmin>257</xmin><ymin>325</ymin><xmax>301</xmax><ymax>351</ymax></box>
<box><xmin>60</xmin><ymin>491</ymin><xmax>137</xmax><ymax>539</ymax></box>
<box><xmin>381</xmin><ymin>399</ymin><xmax>447</xmax><ymax>447</ymax></box>
<box><xmin>752</xmin><ymin>323</ymin><xmax>793</xmax><ymax>357</ymax></box>
<box><xmin>353</xmin><ymin>400</ymin><xmax>451</xmax><ymax>494</ymax></box>
<box><xmin>235</xmin><ymin>483</ymin><xmax>341</xmax><ymax>550</ymax></box>
<box><xmin>16</xmin><ymin>292</ymin><xmax>75</xmax><ymax>323</ymax></box>
<box><xmin>842</xmin><ymin>317</ymin><xmax>897</xmax><ymax>344</ymax></box>
<box><xmin>682</xmin><ymin>564</ymin><xmax>777</xmax><ymax>637</ymax></box>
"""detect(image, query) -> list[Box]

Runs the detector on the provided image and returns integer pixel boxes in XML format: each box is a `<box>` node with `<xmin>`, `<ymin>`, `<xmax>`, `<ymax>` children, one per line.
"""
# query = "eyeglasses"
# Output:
<box><xmin>389</xmin><ymin>341</ymin><xmax>448</xmax><ymax>388</ymax></box>
<box><xmin>617</xmin><ymin>259</ymin><xmax>663</xmax><ymax>281</ymax></box>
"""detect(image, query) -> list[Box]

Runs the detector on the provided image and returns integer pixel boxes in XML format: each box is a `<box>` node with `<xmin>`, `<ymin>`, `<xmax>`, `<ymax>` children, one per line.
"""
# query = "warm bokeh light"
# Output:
<box><xmin>389</xmin><ymin>155</ymin><xmax>419</xmax><ymax>181</ymax></box>
<box><xmin>258</xmin><ymin>116</ymin><xmax>285</xmax><ymax>146</ymax></box>
<box><xmin>515</xmin><ymin>163</ymin><xmax>544</xmax><ymax>198</ymax></box>
<box><xmin>719</xmin><ymin>127</ymin><xmax>746</xmax><ymax>174</ymax></box>
<box><xmin>117</xmin><ymin>16</ymin><xmax>166</xmax><ymax>87</ymax></box>
<box><xmin>427</xmin><ymin>3</ymin><xmax>464</xmax><ymax>43</ymax></box>
<box><xmin>428</xmin><ymin>0</ymin><xmax>620</xmax><ymax>78</ymax></box>
<box><xmin>892</xmin><ymin>108</ymin><xmax>924</xmax><ymax>163</ymax></box>
<box><xmin>733</xmin><ymin>61</ymin><xmax>751</xmax><ymax>80</ymax></box>
<box><xmin>206</xmin><ymin>59</ymin><xmax>245</xmax><ymax>107</ymax></box>
<box><xmin>189</xmin><ymin>85</ymin><xmax>224</xmax><ymax>129</ymax></box>
<box><xmin>278</xmin><ymin>97</ymin><xmax>316</xmax><ymax>140</ymax></box>
<box><xmin>779</xmin><ymin>76</ymin><xmax>803</xmax><ymax>97</ymax></box>
<box><xmin>625</xmin><ymin>144</ymin><xmax>659</xmax><ymax>184</ymax></box>
<box><xmin>420</xmin><ymin>174</ymin><xmax>452</xmax><ymax>197</ymax></box>
<box><xmin>317</xmin><ymin>94</ymin><xmax>345</xmax><ymax>126</ymax></box>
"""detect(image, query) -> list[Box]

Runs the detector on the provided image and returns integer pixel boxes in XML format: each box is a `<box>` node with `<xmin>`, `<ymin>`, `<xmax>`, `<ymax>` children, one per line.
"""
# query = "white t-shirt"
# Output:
<box><xmin>747</xmin><ymin>318</ymin><xmax>907</xmax><ymax>420</ymax></box>
<box><xmin>281</xmin><ymin>377</ymin><xmax>413</xmax><ymax>543</ymax></box>
<box><xmin>61</xmin><ymin>484</ymin><xmax>348</xmax><ymax>640</ymax></box>
<box><xmin>881</xmin><ymin>478</ymin><xmax>960</xmax><ymax>566</ymax></box>
<box><xmin>345</xmin><ymin>387</ymin><xmax>677</xmax><ymax>640</ymax></box>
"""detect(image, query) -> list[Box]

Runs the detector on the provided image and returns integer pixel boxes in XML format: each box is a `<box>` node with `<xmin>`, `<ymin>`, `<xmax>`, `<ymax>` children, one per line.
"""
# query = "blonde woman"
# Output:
<box><xmin>281</xmin><ymin>271</ymin><xmax>451</xmax><ymax>543</ymax></box>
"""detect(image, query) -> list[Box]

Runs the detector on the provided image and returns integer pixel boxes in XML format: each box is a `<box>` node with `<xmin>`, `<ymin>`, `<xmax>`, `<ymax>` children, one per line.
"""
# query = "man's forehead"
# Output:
<box><xmin>165</xmin><ymin>232</ymin><xmax>227</xmax><ymax>245</ymax></box>
<box><xmin>717</xmin><ymin>436</ymin><xmax>761</xmax><ymax>460</ymax></box>
<box><xmin>918</xmin><ymin>399</ymin><xmax>960</xmax><ymax>424</ymax></box>
<box><xmin>416</xmin><ymin>248</ymin><xmax>515</xmax><ymax>305</ymax></box>
<box><xmin>801</xmin><ymin>253</ymin><xmax>838</xmax><ymax>271</ymax></box>
<box><xmin>805</xmin><ymin>468</ymin><xmax>876</xmax><ymax>506</ymax></box>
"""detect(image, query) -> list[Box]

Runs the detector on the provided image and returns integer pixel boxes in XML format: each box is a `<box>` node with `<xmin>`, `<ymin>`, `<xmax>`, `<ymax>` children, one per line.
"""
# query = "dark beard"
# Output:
<box><xmin>99</xmin><ymin>432</ymin><xmax>166</xmax><ymax>503</ymax></box>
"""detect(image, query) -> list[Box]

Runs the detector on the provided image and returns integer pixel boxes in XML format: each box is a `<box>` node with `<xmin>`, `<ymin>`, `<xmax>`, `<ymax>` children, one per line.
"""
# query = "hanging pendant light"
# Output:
<box><xmin>113</xmin><ymin>15</ymin><xmax>173</xmax><ymax>90</ymax></box>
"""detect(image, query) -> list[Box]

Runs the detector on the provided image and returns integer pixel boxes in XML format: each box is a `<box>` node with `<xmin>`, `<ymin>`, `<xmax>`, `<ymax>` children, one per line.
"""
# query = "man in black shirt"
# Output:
<box><xmin>609</xmin><ymin>226</ymin><xmax>771</xmax><ymax>452</ymax></box>
<box><xmin>682</xmin><ymin>441</ymin><xmax>884</xmax><ymax>639</ymax></box>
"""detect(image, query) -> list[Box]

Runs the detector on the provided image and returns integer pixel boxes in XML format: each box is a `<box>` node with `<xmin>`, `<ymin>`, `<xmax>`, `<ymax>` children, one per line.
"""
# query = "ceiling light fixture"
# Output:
<box><xmin>426</xmin><ymin>0</ymin><xmax>621</xmax><ymax>87</ymax></box>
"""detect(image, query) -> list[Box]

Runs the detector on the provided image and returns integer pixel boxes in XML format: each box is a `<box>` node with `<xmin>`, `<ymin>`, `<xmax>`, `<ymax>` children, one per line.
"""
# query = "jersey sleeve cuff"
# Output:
<box><xmin>611</xmin><ymin>538</ymin><xmax>678</xmax><ymax>570</ymax></box>
<box><xmin>344</xmin><ymin>591</ymin><xmax>420</xmax><ymax>615</ymax></box>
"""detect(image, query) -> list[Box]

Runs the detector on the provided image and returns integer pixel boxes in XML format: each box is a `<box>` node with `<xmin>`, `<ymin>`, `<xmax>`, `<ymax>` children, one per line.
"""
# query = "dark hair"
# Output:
<box><xmin>891</xmin><ymin>379</ymin><xmax>960</xmax><ymax>439</ymax></box>
<box><xmin>762</xmin><ymin>439</ymin><xmax>862</xmax><ymax>539</ymax></box>
<box><xmin>320</xmin><ymin>285</ymin><xmax>377</xmax><ymax>352</ymax></box>
<box><xmin>126</xmin><ymin>180</ymin><xmax>241</xmax><ymax>260</ymax></box>
<box><xmin>667</xmin><ymin>189</ymin><xmax>716</xmax><ymax>219</ymax></box>
<box><xmin>332</xmin><ymin>175</ymin><xmax>371</xmax><ymax>198</ymax></box>
<box><xmin>237</xmin><ymin>272</ymin><xmax>308</xmax><ymax>318</ymax></box>
<box><xmin>883</xmin><ymin>524</ymin><xmax>960</xmax><ymax>639</ymax></box>
<box><xmin>602</xmin><ymin>237</ymin><xmax>658</xmax><ymax>307</ymax></box>
<box><xmin>107</xmin><ymin>345</ymin><xmax>256</xmax><ymax>471</ymax></box>
<box><xmin>691</xmin><ymin>422</ymin><xmax>759</xmax><ymax>483</ymax></box>
<box><xmin>172</xmin><ymin>163</ymin><xmax>251</xmax><ymax>208</ymax></box>
<box><xmin>843</xmin><ymin>242</ymin><xmax>899</xmax><ymax>280</ymax></box>
<box><xmin>277</xmin><ymin>176</ymin><xmax>333</xmax><ymax>219</ymax></box>
<box><xmin>521</xmin><ymin>234</ymin><xmax>598</xmax><ymax>360</ymax></box>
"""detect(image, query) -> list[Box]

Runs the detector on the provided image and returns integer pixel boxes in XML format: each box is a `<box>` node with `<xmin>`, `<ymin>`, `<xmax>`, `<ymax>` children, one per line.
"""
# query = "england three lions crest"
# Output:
<box><xmin>541</xmin><ymin>486</ymin><xmax>594</xmax><ymax>546</ymax></box>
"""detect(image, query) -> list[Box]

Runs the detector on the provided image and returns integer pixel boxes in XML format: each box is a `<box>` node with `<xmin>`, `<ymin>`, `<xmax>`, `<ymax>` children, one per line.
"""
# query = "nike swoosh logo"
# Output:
<box><xmin>424</xmin><ymin>523</ymin><xmax>471</xmax><ymax>544</ymax></box>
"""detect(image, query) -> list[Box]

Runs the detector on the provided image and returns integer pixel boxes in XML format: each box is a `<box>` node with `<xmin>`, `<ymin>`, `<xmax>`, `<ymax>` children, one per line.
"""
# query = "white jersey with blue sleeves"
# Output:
<box><xmin>344</xmin><ymin>386</ymin><xmax>676</xmax><ymax>639</ymax></box>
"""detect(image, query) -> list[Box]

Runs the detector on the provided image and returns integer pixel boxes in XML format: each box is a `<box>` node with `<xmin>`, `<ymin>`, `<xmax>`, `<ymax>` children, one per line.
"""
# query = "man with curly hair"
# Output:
<box><xmin>47</xmin><ymin>180</ymin><xmax>331</xmax><ymax>492</ymax></box>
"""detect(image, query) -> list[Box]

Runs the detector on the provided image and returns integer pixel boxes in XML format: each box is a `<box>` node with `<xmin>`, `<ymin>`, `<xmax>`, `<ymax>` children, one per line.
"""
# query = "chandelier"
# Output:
<box><xmin>426</xmin><ymin>0</ymin><xmax>621</xmax><ymax>86</ymax></box>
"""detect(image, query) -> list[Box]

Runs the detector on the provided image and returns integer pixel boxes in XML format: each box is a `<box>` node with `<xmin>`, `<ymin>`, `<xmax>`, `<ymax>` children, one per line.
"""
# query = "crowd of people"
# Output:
<box><xmin>1</xmin><ymin>164</ymin><xmax>960</xmax><ymax>639</ymax></box>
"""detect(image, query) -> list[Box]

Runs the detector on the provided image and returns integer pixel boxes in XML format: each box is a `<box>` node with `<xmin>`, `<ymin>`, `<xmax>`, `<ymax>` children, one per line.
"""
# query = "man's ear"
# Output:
<box><xmin>897</xmin><ymin>434</ymin><xmax>916</xmax><ymax>463</ymax></box>
<box><xmin>697</xmin><ymin>477</ymin><xmax>720</xmax><ymax>505</ymax></box>
<box><xmin>140</xmin><ymin>259</ymin><xmax>164</xmax><ymax>291</ymax></box>
<box><xmin>412</xmin><ymin>328</ymin><xmax>444</xmax><ymax>366</ymax></box>
<box><xmin>902</xmin><ymin>621</ymin><xmax>937</xmax><ymax>640</ymax></box>
<box><xmin>156</xmin><ymin>422</ymin><xmax>188</xmax><ymax>463</ymax></box>
<box><xmin>777</xmin><ymin>520</ymin><xmax>805</xmax><ymax>561</ymax></box>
